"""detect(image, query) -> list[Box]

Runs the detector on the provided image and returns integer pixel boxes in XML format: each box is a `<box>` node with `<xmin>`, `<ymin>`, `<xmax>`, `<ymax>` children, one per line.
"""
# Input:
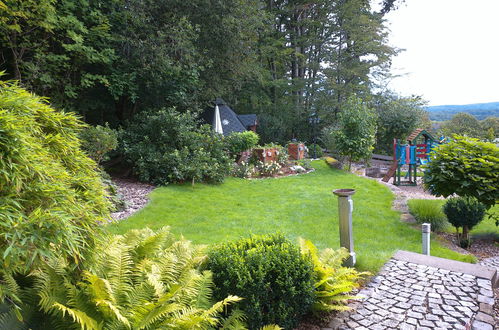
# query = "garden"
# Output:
<box><xmin>2</xmin><ymin>78</ymin><xmax>498</xmax><ymax>329</ymax></box>
<box><xmin>1</xmin><ymin>1</ymin><xmax>498</xmax><ymax>328</ymax></box>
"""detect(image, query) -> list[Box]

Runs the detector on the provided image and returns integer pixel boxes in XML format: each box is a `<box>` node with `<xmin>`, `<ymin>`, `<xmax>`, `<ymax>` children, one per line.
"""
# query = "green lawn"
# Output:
<box><xmin>106</xmin><ymin>161</ymin><xmax>475</xmax><ymax>272</ymax></box>
<box><xmin>408</xmin><ymin>198</ymin><xmax>498</xmax><ymax>237</ymax></box>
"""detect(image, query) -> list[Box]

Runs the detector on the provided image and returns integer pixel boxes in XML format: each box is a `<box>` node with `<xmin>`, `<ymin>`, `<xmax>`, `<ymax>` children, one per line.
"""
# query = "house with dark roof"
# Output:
<box><xmin>201</xmin><ymin>98</ymin><xmax>258</xmax><ymax>136</ymax></box>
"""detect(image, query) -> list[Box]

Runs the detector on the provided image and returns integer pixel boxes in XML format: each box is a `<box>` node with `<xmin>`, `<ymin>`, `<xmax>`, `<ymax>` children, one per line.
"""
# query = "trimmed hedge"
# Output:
<box><xmin>206</xmin><ymin>234</ymin><xmax>315</xmax><ymax>330</ymax></box>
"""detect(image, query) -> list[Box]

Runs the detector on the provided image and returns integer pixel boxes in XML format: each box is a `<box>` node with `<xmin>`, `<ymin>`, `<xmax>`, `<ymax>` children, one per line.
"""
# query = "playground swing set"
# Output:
<box><xmin>382</xmin><ymin>129</ymin><xmax>441</xmax><ymax>186</ymax></box>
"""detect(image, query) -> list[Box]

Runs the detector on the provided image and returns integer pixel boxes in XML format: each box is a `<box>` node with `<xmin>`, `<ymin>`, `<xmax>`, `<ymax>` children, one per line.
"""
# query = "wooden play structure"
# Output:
<box><xmin>382</xmin><ymin>129</ymin><xmax>439</xmax><ymax>186</ymax></box>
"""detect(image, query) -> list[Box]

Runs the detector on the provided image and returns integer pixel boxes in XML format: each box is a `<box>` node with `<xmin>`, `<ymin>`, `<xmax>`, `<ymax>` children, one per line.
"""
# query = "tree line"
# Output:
<box><xmin>1</xmin><ymin>0</ymin><xmax>422</xmax><ymax>144</ymax></box>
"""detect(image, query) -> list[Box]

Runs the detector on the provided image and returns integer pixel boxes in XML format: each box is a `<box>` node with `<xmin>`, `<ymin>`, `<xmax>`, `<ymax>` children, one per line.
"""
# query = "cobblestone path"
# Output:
<box><xmin>324</xmin><ymin>253</ymin><xmax>497</xmax><ymax>330</ymax></box>
<box><xmin>479</xmin><ymin>256</ymin><xmax>499</xmax><ymax>272</ymax></box>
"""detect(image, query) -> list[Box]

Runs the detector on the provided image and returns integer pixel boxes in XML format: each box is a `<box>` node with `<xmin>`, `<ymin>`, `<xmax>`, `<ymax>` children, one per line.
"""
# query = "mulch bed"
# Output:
<box><xmin>110</xmin><ymin>178</ymin><xmax>155</xmax><ymax>221</ymax></box>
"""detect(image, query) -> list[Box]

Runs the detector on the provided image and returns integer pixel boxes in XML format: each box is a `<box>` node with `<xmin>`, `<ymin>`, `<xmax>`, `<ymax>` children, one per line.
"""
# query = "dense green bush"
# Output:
<box><xmin>407</xmin><ymin>199</ymin><xmax>449</xmax><ymax>232</ymax></box>
<box><xmin>423</xmin><ymin>135</ymin><xmax>498</xmax><ymax>209</ymax></box>
<box><xmin>373</xmin><ymin>94</ymin><xmax>429</xmax><ymax>154</ymax></box>
<box><xmin>328</xmin><ymin>96</ymin><xmax>377</xmax><ymax>170</ymax></box>
<box><xmin>299</xmin><ymin>239</ymin><xmax>367</xmax><ymax>314</ymax></box>
<box><xmin>443</xmin><ymin>197</ymin><xmax>486</xmax><ymax>248</ymax></box>
<box><xmin>119</xmin><ymin>108</ymin><xmax>232</xmax><ymax>185</ymax></box>
<box><xmin>0</xmin><ymin>227</ymin><xmax>245</xmax><ymax>329</ymax></box>
<box><xmin>225</xmin><ymin>131</ymin><xmax>259</xmax><ymax>157</ymax></box>
<box><xmin>0</xmin><ymin>80</ymin><xmax>110</xmax><ymax>293</ymax></box>
<box><xmin>206</xmin><ymin>234</ymin><xmax>315</xmax><ymax>330</ymax></box>
<box><xmin>307</xmin><ymin>143</ymin><xmax>324</xmax><ymax>158</ymax></box>
<box><xmin>79</xmin><ymin>124</ymin><xmax>118</xmax><ymax>164</ymax></box>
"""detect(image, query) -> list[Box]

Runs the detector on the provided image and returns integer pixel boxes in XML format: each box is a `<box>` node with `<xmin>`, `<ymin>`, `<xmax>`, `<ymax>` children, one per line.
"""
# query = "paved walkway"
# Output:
<box><xmin>324</xmin><ymin>251</ymin><xmax>497</xmax><ymax>330</ymax></box>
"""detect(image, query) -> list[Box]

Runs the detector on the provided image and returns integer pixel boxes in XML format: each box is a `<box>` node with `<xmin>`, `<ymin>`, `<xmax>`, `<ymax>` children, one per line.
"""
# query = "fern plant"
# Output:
<box><xmin>299</xmin><ymin>239</ymin><xmax>368</xmax><ymax>314</ymax></box>
<box><xmin>1</xmin><ymin>227</ymin><xmax>245</xmax><ymax>330</ymax></box>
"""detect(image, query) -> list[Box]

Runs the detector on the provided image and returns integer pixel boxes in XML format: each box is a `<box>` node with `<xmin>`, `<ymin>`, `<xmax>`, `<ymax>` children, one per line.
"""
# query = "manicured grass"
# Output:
<box><xmin>106</xmin><ymin>161</ymin><xmax>475</xmax><ymax>272</ymax></box>
<box><xmin>408</xmin><ymin>199</ymin><xmax>498</xmax><ymax>237</ymax></box>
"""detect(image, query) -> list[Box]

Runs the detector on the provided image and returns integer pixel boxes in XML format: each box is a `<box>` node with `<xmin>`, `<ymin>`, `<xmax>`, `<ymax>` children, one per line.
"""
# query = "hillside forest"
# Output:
<box><xmin>0</xmin><ymin>0</ymin><xmax>497</xmax><ymax>149</ymax></box>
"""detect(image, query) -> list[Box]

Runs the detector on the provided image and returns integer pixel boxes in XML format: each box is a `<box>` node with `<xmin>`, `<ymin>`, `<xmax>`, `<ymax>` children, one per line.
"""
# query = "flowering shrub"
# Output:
<box><xmin>255</xmin><ymin>161</ymin><xmax>281</xmax><ymax>176</ymax></box>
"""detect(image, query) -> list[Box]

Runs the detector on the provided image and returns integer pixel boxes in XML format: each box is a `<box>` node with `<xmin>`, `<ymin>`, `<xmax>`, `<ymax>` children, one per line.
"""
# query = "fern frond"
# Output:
<box><xmin>219</xmin><ymin>308</ymin><xmax>247</xmax><ymax>330</ymax></box>
<box><xmin>260</xmin><ymin>325</ymin><xmax>283</xmax><ymax>330</ymax></box>
<box><xmin>52</xmin><ymin>302</ymin><xmax>100</xmax><ymax>330</ymax></box>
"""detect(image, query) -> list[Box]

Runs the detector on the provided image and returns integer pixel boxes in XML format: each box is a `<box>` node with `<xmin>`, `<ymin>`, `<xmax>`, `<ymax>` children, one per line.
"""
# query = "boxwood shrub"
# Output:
<box><xmin>443</xmin><ymin>196</ymin><xmax>486</xmax><ymax>247</ymax></box>
<box><xmin>206</xmin><ymin>234</ymin><xmax>315</xmax><ymax>330</ymax></box>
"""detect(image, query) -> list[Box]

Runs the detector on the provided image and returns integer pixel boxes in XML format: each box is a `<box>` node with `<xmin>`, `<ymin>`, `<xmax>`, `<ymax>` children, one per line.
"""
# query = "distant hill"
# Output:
<box><xmin>426</xmin><ymin>102</ymin><xmax>499</xmax><ymax>121</ymax></box>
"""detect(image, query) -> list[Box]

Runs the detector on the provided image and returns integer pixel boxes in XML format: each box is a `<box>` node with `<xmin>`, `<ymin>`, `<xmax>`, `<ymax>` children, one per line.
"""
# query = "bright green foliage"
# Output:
<box><xmin>440</xmin><ymin>113</ymin><xmax>482</xmax><ymax>139</ymax></box>
<box><xmin>407</xmin><ymin>199</ymin><xmax>449</xmax><ymax>232</ymax></box>
<box><xmin>0</xmin><ymin>80</ymin><xmax>110</xmax><ymax>282</ymax></box>
<box><xmin>299</xmin><ymin>239</ymin><xmax>367</xmax><ymax>314</ymax></box>
<box><xmin>423</xmin><ymin>135</ymin><xmax>498</xmax><ymax>209</ymax></box>
<box><xmin>373</xmin><ymin>94</ymin><xmax>429</xmax><ymax>154</ymax></box>
<box><xmin>206</xmin><ymin>234</ymin><xmax>315</xmax><ymax>330</ymax></box>
<box><xmin>225</xmin><ymin>131</ymin><xmax>259</xmax><ymax>158</ymax></box>
<box><xmin>80</xmin><ymin>124</ymin><xmax>118</xmax><ymax>164</ymax></box>
<box><xmin>119</xmin><ymin>108</ymin><xmax>232</xmax><ymax>186</ymax></box>
<box><xmin>0</xmin><ymin>227</ymin><xmax>245</xmax><ymax>329</ymax></box>
<box><xmin>481</xmin><ymin>116</ymin><xmax>499</xmax><ymax>140</ymax></box>
<box><xmin>329</xmin><ymin>96</ymin><xmax>377</xmax><ymax>169</ymax></box>
<box><xmin>443</xmin><ymin>197</ymin><xmax>486</xmax><ymax>247</ymax></box>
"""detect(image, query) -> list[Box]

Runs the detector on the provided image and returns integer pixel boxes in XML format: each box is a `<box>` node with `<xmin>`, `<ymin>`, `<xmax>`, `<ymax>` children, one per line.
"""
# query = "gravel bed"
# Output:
<box><xmin>110</xmin><ymin>178</ymin><xmax>155</xmax><ymax>221</ymax></box>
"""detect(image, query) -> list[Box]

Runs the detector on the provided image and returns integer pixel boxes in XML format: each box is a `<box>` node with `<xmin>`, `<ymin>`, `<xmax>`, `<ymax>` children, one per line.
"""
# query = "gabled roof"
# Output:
<box><xmin>238</xmin><ymin>114</ymin><xmax>258</xmax><ymax>127</ymax></box>
<box><xmin>406</xmin><ymin>129</ymin><xmax>438</xmax><ymax>144</ymax></box>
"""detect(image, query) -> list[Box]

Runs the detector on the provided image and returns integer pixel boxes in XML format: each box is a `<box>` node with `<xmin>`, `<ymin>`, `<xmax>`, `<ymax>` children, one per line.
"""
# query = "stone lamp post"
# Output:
<box><xmin>333</xmin><ymin>189</ymin><xmax>356</xmax><ymax>267</ymax></box>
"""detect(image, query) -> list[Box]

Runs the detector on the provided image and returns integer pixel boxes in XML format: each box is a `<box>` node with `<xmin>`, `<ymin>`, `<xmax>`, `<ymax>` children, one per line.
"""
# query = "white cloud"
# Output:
<box><xmin>385</xmin><ymin>0</ymin><xmax>499</xmax><ymax>105</ymax></box>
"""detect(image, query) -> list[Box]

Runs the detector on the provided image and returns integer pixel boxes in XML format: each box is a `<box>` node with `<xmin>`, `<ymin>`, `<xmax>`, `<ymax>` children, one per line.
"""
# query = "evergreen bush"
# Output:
<box><xmin>307</xmin><ymin>143</ymin><xmax>324</xmax><ymax>158</ymax></box>
<box><xmin>0</xmin><ymin>79</ymin><xmax>110</xmax><ymax>299</ymax></box>
<box><xmin>119</xmin><ymin>108</ymin><xmax>232</xmax><ymax>185</ymax></box>
<box><xmin>443</xmin><ymin>197</ymin><xmax>486</xmax><ymax>248</ymax></box>
<box><xmin>206</xmin><ymin>234</ymin><xmax>315</xmax><ymax>330</ymax></box>
<box><xmin>225</xmin><ymin>131</ymin><xmax>259</xmax><ymax>156</ymax></box>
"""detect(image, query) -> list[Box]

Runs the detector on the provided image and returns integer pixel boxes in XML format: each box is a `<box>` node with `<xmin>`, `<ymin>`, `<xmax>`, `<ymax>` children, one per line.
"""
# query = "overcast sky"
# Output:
<box><xmin>384</xmin><ymin>0</ymin><xmax>499</xmax><ymax>106</ymax></box>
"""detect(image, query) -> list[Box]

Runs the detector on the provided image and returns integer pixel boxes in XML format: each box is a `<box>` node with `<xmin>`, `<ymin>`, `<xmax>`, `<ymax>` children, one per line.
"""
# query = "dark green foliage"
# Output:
<box><xmin>374</xmin><ymin>94</ymin><xmax>429</xmax><ymax>154</ymax></box>
<box><xmin>206</xmin><ymin>234</ymin><xmax>315</xmax><ymax>330</ymax></box>
<box><xmin>0</xmin><ymin>80</ymin><xmax>110</xmax><ymax>300</ymax></box>
<box><xmin>79</xmin><ymin>124</ymin><xmax>118</xmax><ymax>164</ymax></box>
<box><xmin>307</xmin><ymin>144</ymin><xmax>324</xmax><ymax>158</ymax></box>
<box><xmin>443</xmin><ymin>197</ymin><xmax>486</xmax><ymax>247</ymax></box>
<box><xmin>407</xmin><ymin>199</ymin><xmax>448</xmax><ymax>232</ymax></box>
<box><xmin>119</xmin><ymin>108</ymin><xmax>232</xmax><ymax>185</ymax></box>
<box><xmin>225</xmin><ymin>131</ymin><xmax>259</xmax><ymax>158</ymax></box>
<box><xmin>440</xmin><ymin>113</ymin><xmax>483</xmax><ymax>139</ymax></box>
<box><xmin>423</xmin><ymin>136</ymin><xmax>498</xmax><ymax>209</ymax></box>
<box><xmin>0</xmin><ymin>0</ymin><xmax>396</xmax><ymax>143</ymax></box>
